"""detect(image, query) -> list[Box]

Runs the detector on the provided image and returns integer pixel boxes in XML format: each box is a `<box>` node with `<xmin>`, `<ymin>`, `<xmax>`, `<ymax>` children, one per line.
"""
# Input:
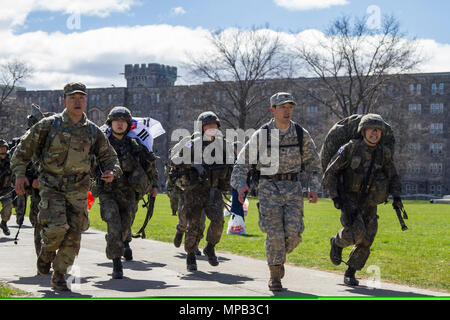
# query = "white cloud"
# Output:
<box><xmin>0</xmin><ymin>0</ymin><xmax>136</xmax><ymax>30</ymax></box>
<box><xmin>274</xmin><ymin>0</ymin><xmax>349</xmax><ymax>11</ymax></box>
<box><xmin>0</xmin><ymin>25</ymin><xmax>448</xmax><ymax>91</ymax></box>
<box><xmin>171</xmin><ymin>7</ymin><xmax>186</xmax><ymax>16</ymax></box>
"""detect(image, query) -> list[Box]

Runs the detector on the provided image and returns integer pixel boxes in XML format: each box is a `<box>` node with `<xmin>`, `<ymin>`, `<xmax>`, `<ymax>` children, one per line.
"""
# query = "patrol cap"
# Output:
<box><xmin>270</xmin><ymin>92</ymin><xmax>296</xmax><ymax>108</ymax></box>
<box><xmin>64</xmin><ymin>82</ymin><xmax>87</xmax><ymax>96</ymax></box>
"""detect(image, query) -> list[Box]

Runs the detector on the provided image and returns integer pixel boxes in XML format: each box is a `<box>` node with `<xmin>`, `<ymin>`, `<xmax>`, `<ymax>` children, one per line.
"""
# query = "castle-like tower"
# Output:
<box><xmin>124</xmin><ymin>63</ymin><xmax>177</xmax><ymax>88</ymax></box>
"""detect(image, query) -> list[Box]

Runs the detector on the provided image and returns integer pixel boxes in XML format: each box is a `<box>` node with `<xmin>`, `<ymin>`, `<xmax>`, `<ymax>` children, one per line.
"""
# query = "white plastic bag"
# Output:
<box><xmin>223</xmin><ymin>200</ymin><xmax>232</xmax><ymax>217</ymax></box>
<box><xmin>227</xmin><ymin>214</ymin><xmax>246</xmax><ymax>235</ymax></box>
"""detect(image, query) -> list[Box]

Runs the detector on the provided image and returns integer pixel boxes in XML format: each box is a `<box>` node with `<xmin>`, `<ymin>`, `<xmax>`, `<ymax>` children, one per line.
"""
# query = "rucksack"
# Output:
<box><xmin>319</xmin><ymin>114</ymin><xmax>395</xmax><ymax>172</ymax></box>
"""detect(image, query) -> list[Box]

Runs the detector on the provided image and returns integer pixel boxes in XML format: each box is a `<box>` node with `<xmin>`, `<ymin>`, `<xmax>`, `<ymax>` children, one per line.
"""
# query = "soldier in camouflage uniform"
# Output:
<box><xmin>165</xmin><ymin>165</ymin><xmax>179</xmax><ymax>216</ymax></box>
<box><xmin>167</xmin><ymin>136</ymin><xmax>206</xmax><ymax>251</ymax></box>
<box><xmin>11</xmin><ymin>82</ymin><xmax>121</xmax><ymax>291</ymax></box>
<box><xmin>231</xmin><ymin>92</ymin><xmax>322</xmax><ymax>292</ymax></box>
<box><xmin>323</xmin><ymin>113</ymin><xmax>403</xmax><ymax>286</ymax></box>
<box><xmin>13</xmin><ymin>105</ymin><xmax>55</xmax><ymax>255</ymax></box>
<box><xmin>0</xmin><ymin>139</ymin><xmax>13</xmax><ymax>236</ymax></box>
<box><xmin>170</xmin><ymin>111</ymin><xmax>234</xmax><ymax>271</ymax></box>
<box><xmin>92</xmin><ymin>106</ymin><xmax>158</xmax><ymax>279</ymax></box>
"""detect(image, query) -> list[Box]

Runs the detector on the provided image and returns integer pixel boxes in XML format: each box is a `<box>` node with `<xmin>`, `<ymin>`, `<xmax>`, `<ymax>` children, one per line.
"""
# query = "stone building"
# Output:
<box><xmin>6</xmin><ymin>63</ymin><xmax>449</xmax><ymax>196</ymax></box>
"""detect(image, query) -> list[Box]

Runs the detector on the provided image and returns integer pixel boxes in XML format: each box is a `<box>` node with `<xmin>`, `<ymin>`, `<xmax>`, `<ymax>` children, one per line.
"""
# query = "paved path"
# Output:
<box><xmin>0</xmin><ymin>218</ymin><xmax>447</xmax><ymax>298</ymax></box>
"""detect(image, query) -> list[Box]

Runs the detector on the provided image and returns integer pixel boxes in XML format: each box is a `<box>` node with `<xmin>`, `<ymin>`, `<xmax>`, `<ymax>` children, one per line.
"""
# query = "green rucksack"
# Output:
<box><xmin>319</xmin><ymin>114</ymin><xmax>395</xmax><ymax>172</ymax></box>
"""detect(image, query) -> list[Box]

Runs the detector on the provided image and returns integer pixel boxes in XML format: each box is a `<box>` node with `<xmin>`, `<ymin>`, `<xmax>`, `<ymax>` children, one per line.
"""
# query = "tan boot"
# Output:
<box><xmin>268</xmin><ymin>265</ymin><xmax>283</xmax><ymax>291</ymax></box>
<box><xmin>51</xmin><ymin>271</ymin><xmax>70</xmax><ymax>291</ymax></box>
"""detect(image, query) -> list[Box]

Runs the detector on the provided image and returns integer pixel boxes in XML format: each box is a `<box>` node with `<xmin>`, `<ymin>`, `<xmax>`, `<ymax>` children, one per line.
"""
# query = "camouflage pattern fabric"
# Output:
<box><xmin>231</xmin><ymin>119</ymin><xmax>321</xmax><ymax>266</ymax></box>
<box><xmin>319</xmin><ymin>114</ymin><xmax>395</xmax><ymax>173</ymax></box>
<box><xmin>182</xmin><ymin>186</ymin><xmax>223</xmax><ymax>254</ymax></box>
<box><xmin>170</xmin><ymin>135</ymin><xmax>233</xmax><ymax>254</ymax></box>
<box><xmin>10</xmin><ymin>110</ymin><xmax>121</xmax><ymax>275</ymax></box>
<box><xmin>323</xmin><ymin>138</ymin><xmax>402</xmax><ymax>270</ymax></box>
<box><xmin>0</xmin><ymin>155</ymin><xmax>13</xmax><ymax>223</ymax></box>
<box><xmin>96</xmin><ymin>134</ymin><xmax>158</xmax><ymax>260</ymax></box>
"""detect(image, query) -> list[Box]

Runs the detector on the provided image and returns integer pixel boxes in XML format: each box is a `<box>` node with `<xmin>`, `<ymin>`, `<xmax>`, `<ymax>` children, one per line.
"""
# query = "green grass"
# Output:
<box><xmin>0</xmin><ymin>282</ymin><xmax>27</xmax><ymax>298</ymax></box>
<box><xmin>88</xmin><ymin>195</ymin><xmax>450</xmax><ymax>292</ymax></box>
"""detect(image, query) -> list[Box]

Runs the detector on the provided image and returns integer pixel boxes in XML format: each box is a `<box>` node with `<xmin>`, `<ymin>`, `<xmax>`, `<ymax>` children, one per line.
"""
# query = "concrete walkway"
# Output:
<box><xmin>0</xmin><ymin>218</ymin><xmax>447</xmax><ymax>298</ymax></box>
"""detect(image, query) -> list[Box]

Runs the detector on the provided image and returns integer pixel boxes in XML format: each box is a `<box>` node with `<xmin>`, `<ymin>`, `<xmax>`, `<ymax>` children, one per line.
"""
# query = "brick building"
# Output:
<box><xmin>5</xmin><ymin>64</ymin><xmax>449</xmax><ymax>196</ymax></box>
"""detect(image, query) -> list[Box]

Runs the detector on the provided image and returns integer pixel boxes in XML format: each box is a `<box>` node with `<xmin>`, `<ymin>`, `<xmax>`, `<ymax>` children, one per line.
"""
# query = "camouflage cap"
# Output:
<box><xmin>64</xmin><ymin>82</ymin><xmax>87</xmax><ymax>96</ymax></box>
<box><xmin>270</xmin><ymin>92</ymin><xmax>296</xmax><ymax>108</ymax></box>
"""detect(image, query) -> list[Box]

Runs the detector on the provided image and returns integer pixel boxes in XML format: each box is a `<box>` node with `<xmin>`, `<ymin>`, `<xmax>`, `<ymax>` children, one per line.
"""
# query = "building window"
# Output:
<box><xmin>407</xmin><ymin>163</ymin><xmax>421</xmax><ymax>174</ymax></box>
<box><xmin>439</xmin><ymin>83</ymin><xmax>444</xmax><ymax>95</ymax></box>
<box><xmin>416</xmin><ymin>84</ymin><xmax>421</xmax><ymax>95</ymax></box>
<box><xmin>430</xmin><ymin>103</ymin><xmax>444</xmax><ymax>114</ymax></box>
<box><xmin>430</xmin><ymin>123</ymin><xmax>443</xmax><ymax>134</ymax></box>
<box><xmin>429</xmin><ymin>163</ymin><xmax>443</xmax><ymax>175</ymax></box>
<box><xmin>88</xmin><ymin>108</ymin><xmax>101</xmax><ymax>122</ymax></box>
<box><xmin>409</xmin><ymin>84</ymin><xmax>414</xmax><ymax>94</ymax></box>
<box><xmin>408</xmin><ymin>104</ymin><xmax>421</xmax><ymax>114</ymax></box>
<box><xmin>409</xmin><ymin>122</ymin><xmax>422</xmax><ymax>130</ymax></box>
<box><xmin>307</xmin><ymin>106</ymin><xmax>318</xmax><ymax>113</ymax></box>
<box><xmin>430</xmin><ymin>143</ymin><xmax>443</xmax><ymax>155</ymax></box>
<box><xmin>156</xmin><ymin>93</ymin><xmax>160</xmax><ymax>103</ymax></box>
<box><xmin>432</xmin><ymin>83</ymin><xmax>437</xmax><ymax>95</ymax></box>
<box><xmin>405</xmin><ymin>184</ymin><xmax>418</xmax><ymax>194</ymax></box>
<box><xmin>407</xmin><ymin>143</ymin><xmax>421</xmax><ymax>153</ymax></box>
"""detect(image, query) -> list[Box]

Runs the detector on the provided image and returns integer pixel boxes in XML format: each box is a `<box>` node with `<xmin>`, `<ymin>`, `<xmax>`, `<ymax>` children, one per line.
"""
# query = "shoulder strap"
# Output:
<box><xmin>294</xmin><ymin>123</ymin><xmax>304</xmax><ymax>156</ymax></box>
<box><xmin>39</xmin><ymin>115</ymin><xmax>62</xmax><ymax>160</ymax></box>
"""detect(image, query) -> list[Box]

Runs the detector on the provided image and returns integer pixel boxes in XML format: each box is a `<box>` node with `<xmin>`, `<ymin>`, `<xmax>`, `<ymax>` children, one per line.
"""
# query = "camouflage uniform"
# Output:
<box><xmin>170</xmin><ymin>112</ymin><xmax>234</xmax><ymax>270</ymax></box>
<box><xmin>10</xmin><ymin>110</ymin><xmax>121</xmax><ymax>278</ymax></box>
<box><xmin>231</xmin><ymin>92</ymin><xmax>321</xmax><ymax>291</ymax></box>
<box><xmin>323</xmin><ymin>114</ymin><xmax>402</xmax><ymax>285</ymax></box>
<box><xmin>231</xmin><ymin>119</ymin><xmax>321</xmax><ymax>266</ymax></box>
<box><xmin>95</xmin><ymin>134</ymin><xmax>158</xmax><ymax>261</ymax></box>
<box><xmin>0</xmin><ymin>150</ymin><xmax>13</xmax><ymax>234</ymax></box>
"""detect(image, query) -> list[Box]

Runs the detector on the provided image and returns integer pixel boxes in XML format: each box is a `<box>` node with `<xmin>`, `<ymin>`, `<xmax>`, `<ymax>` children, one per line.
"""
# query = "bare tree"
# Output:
<box><xmin>185</xmin><ymin>27</ymin><xmax>292</xmax><ymax>129</ymax></box>
<box><xmin>291</xmin><ymin>14</ymin><xmax>423</xmax><ymax>119</ymax></box>
<box><xmin>0</xmin><ymin>60</ymin><xmax>33</xmax><ymax>109</ymax></box>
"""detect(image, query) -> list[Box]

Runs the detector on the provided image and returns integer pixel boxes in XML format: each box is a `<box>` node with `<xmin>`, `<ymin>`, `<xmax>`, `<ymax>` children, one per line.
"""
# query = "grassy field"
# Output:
<box><xmin>89</xmin><ymin>195</ymin><xmax>449</xmax><ymax>292</ymax></box>
<box><xmin>0</xmin><ymin>282</ymin><xmax>27</xmax><ymax>298</ymax></box>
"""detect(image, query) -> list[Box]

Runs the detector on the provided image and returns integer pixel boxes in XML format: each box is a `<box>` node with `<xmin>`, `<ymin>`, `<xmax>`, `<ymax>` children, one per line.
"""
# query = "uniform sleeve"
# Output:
<box><xmin>383</xmin><ymin>147</ymin><xmax>402</xmax><ymax>197</ymax></box>
<box><xmin>10</xmin><ymin>119</ymin><xmax>52</xmax><ymax>178</ymax></box>
<box><xmin>93</xmin><ymin>128</ymin><xmax>122</xmax><ymax>176</ymax></box>
<box><xmin>301</xmin><ymin>129</ymin><xmax>322</xmax><ymax>193</ymax></box>
<box><xmin>230</xmin><ymin>129</ymin><xmax>260</xmax><ymax>191</ymax></box>
<box><xmin>140</xmin><ymin>147</ymin><xmax>159</xmax><ymax>188</ymax></box>
<box><xmin>322</xmin><ymin>144</ymin><xmax>351</xmax><ymax>199</ymax></box>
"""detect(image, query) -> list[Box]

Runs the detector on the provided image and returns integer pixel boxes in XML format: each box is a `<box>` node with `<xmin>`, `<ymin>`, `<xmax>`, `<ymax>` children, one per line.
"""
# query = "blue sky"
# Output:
<box><xmin>1</xmin><ymin>0</ymin><xmax>449</xmax><ymax>90</ymax></box>
<box><xmin>16</xmin><ymin>0</ymin><xmax>450</xmax><ymax>42</ymax></box>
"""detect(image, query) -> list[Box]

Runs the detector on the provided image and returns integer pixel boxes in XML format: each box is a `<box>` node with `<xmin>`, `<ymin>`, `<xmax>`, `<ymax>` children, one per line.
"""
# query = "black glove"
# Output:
<box><xmin>392</xmin><ymin>196</ymin><xmax>403</xmax><ymax>210</ymax></box>
<box><xmin>332</xmin><ymin>197</ymin><xmax>343</xmax><ymax>210</ymax></box>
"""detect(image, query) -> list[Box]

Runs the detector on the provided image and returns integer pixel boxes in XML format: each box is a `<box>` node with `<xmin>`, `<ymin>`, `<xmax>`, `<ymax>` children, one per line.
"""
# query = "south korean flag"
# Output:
<box><xmin>100</xmin><ymin>116</ymin><xmax>165</xmax><ymax>152</ymax></box>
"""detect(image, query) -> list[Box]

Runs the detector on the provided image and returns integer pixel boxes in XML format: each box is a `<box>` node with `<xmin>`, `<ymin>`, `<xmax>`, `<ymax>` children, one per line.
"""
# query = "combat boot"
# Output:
<box><xmin>112</xmin><ymin>258</ymin><xmax>123</xmax><ymax>279</ymax></box>
<box><xmin>203</xmin><ymin>243</ymin><xmax>219</xmax><ymax>266</ymax></box>
<box><xmin>51</xmin><ymin>271</ymin><xmax>70</xmax><ymax>291</ymax></box>
<box><xmin>330</xmin><ymin>236</ymin><xmax>343</xmax><ymax>266</ymax></box>
<box><xmin>36</xmin><ymin>249</ymin><xmax>55</xmax><ymax>275</ymax></box>
<box><xmin>186</xmin><ymin>252</ymin><xmax>197</xmax><ymax>271</ymax></box>
<box><xmin>0</xmin><ymin>220</ymin><xmax>10</xmax><ymax>236</ymax></box>
<box><xmin>268</xmin><ymin>265</ymin><xmax>283</xmax><ymax>291</ymax></box>
<box><xmin>173</xmin><ymin>231</ymin><xmax>183</xmax><ymax>248</ymax></box>
<box><xmin>123</xmin><ymin>241</ymin><xmax>133</xmax><ymax>261</ymax></box>
<box><xmin>344</xmin><ymin>267</ymin><xmax>359</xmax><ymax>286</ymax></box>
